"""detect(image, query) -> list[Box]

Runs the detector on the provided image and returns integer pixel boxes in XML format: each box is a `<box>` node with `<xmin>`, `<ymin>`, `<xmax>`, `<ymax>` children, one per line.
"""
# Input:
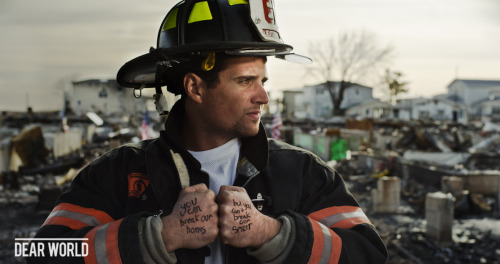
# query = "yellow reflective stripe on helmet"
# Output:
<box><xmin>228</xmin><ymin>0</ymin><xmax>248</xmax><ymax>5</ymax></box>
<box><xmin>162</xmin><ymin>8</ymin><xmax>179</xmax><ymax>31</ymax></box>
<box><xmin>188</xmin><ymin>1</ymin><xmax>213</xmax><ymax>24</ymax></box>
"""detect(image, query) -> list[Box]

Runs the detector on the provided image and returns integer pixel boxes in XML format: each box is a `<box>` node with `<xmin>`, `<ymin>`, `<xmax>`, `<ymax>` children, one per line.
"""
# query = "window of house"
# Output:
<box><xmin>419</xmin><ymin>111</ymin><xmax>429</xmax><ymax>118</ymax></box>
<box><xmin>99</xmin><ymin>87</ymin><xmax>108</xmax><ymax>98</ymax></box>
<box><xmin>491</xmin><ymin>106</ymin><xmax>500</xmax><ymax>115</ymax></box>
<box><xmin>304</xmin><ymin>103</ymin><xmax>310</xmax><ymax>113</ymax></box>
<box><xmin>437</xmin><ymin>109</ymin><xmax>445</xmax><ymax>119</ymax></box>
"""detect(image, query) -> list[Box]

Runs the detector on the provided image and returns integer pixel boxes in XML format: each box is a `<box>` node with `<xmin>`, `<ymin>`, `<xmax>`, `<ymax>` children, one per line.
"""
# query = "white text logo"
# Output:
<box><xmin>15</xmin><ymin>238</ymin><xmax>89</xmax><ymax>258</ymax></box>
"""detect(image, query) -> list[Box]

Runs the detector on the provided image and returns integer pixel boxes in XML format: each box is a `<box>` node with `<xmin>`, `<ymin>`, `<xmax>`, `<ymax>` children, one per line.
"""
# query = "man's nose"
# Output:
<box><xmin>253</xmin><ymin>82</ymin><xmax>269</xmax><ymax>105</ymax></box>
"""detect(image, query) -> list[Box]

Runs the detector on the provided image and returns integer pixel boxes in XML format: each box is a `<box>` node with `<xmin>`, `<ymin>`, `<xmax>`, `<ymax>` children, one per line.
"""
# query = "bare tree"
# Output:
<box><xmin>383</xmin><ymin>68</ymin><xmax>408</xmax><ymax>105</ymax></box>
<box><xmin>306</xmin><ymin>30</ymin><xmax>394</xmax><ymax>116</ymax></box>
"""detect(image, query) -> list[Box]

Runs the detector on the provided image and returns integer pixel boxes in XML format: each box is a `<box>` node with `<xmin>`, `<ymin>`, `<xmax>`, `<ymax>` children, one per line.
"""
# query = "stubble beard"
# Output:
<box><xmin>232</xmin><ymin>118</ymin><xmax>260</xmax><ymax>139</ymax></box>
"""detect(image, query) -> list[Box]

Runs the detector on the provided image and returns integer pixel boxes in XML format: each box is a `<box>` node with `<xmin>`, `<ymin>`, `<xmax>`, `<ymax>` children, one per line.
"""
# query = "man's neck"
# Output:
<box><xmin>182</xmin><ymin>116</ymin><xmax>235</xmax><ymax>151</ymax></box>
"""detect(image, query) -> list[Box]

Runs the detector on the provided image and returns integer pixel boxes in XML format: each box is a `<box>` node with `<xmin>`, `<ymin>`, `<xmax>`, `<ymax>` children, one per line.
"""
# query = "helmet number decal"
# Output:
<box><xmin>249</xmin><ymin>0</ymin><xmax>283</xmax><ymax>43</ymax></box>
<box><xmin>262</xmin><ymin>0</ymin><xmax>275</xmax><ymax>24</ymax></box>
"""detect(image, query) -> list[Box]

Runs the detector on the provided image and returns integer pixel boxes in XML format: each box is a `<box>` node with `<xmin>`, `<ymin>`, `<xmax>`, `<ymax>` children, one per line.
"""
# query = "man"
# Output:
<box><xmin>31</xmin><ymin>0</ymin><xmax>388</xmax><ymax>263</ymax></box>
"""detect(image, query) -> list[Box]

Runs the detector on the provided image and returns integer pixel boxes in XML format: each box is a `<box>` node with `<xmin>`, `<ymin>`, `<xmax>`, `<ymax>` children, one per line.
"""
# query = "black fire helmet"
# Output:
<box><xmin>117</xmin><ymin>0</ymin><xmax>311</xmax><ymax>95</ymax></box>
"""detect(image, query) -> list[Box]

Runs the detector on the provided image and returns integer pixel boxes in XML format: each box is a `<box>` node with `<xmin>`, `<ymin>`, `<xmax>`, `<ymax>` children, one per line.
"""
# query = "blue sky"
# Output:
<box><xmin>1</xmin><ymin>0</ymin><xmax>499</xmax><ymax>111</ymax></box>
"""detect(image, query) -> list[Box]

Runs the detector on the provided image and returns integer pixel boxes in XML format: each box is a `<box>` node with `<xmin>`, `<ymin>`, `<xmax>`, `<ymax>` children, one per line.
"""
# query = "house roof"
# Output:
<box><xmin>448</xmin><ymin>79</ymin><xmax>500</xmax><ymax>89</ymax></box>
<box><xmin>395</xmin><ymin>97</ymin><xmax>429</xmax><ymax>107</ymax></box>
<box><xmin>477</xmin><ymin>96</ymin><xmax>500</xmax><ymax>105</ymax></box>
<box><xmin>348</xmin><ymin>98</ymin><xmax>391</xmax><ymax>109</ymax></box>
<box><xmin>72</xmin><ymin>79</ymin><xmax>120</xmax><ymax>88</ymax></box>
<box><xmin>283</xmin><ymin>89</ymin><xmax>303</xmax><ymax>94</ymax></box>
<box><xmin>306</xmin><ymin>81</ymin><xmax>373</xmax><ymax>90</ymax></box>
<box><xmin>414</xmin><ymin>97</ymin><xmax>466</xmax><ymax>108</ymax></box>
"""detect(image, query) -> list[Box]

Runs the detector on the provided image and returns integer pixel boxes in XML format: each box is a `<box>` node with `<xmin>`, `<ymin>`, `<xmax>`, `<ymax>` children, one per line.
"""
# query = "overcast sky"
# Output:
<box><xmin>1</xmin><ymin>0</ymin><xmax>499</xmax><ymax>111</ymax></box>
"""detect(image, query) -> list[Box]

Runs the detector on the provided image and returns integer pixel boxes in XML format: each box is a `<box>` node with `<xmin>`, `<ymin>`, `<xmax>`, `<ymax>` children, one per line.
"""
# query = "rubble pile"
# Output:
<box><xmin>326</xmin><ymin>118</ymin><xmax>500</xmax><ymax>263</ymax></box>
<box><xmin>369</xmin><ymin>214</ymin><xmax>500</xmax><ymax>264</ymax></box>
<box><xmin>1</xmin><ymin>110</ymin><xmax>499</xmax><ymax>263</ymax></box>
<box><xmin>0</xmin><ymin>110</ymin><xmax>161</xmax><ymax>263</ymax></box>
<box><xmin>345</xmin><ymin>175</ymin><xmax>499</xmax><ymax>264</ymax></box>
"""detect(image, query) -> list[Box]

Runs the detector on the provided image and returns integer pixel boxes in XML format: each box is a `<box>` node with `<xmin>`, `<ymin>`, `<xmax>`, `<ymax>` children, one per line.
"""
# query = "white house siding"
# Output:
<box><xmin>464</xmin><ymin>86</ymin><xmax>489</xmax><ymax>106</ymax></box>
<box><xmin>397</xmin><ymin>110</ymin><xmax>411</xmax><ymax>120</ymax></box>
<box><xmin>412</xmin><ymin>99</ymin><xmax>467</xmax><ymax>123</ymax></box>
<box><xmin>447</xmin><ymin>80</ymin><xmax>500</xmax><ymax>118</ymax></box>
<box><xmin>300</xmin><ymin>82</ymin><xmax>374</xmax><ymax>119</ymax></box>
<box><xmin>340</xmin><ymin>86</ymin><xmax>373</xmax><ymax>109</ymax></box>
<box><xmin>283</xmin><ymin>90</ymin><xmax>304</xmax><ymax>119</ymax></box>
<box><xmin>69</xmin><ymin>80</ymin><xmax>137</xmax><ymax>116</ymax></box>
<box><xmin>480</xmin><ymin>99</ymin><xmax>500</xmax><ymax>117</ymax></box>
<box><xmin>345</xmin><ymin>99</ymin><xmax>392</xmax><ymax>119</ymax></box>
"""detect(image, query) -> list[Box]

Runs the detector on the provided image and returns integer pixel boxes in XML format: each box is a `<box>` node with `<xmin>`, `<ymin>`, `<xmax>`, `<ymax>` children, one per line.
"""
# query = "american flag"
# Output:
<box><xmin>271</xmin><ymin>111</ymin><xmax>282</xmax><ymax>140</ymax></box>
<box><xmin>141</xmin><ymin>111</ymin><xmax>150</xmax><ymax>140</ymax></box>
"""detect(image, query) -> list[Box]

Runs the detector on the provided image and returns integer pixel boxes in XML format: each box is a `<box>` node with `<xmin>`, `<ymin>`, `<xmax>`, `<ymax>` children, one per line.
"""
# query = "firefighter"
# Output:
<box><xmin>31</xmin><ymin>0</ymin><xmax>388</xmax><ymax>263</ymax></box>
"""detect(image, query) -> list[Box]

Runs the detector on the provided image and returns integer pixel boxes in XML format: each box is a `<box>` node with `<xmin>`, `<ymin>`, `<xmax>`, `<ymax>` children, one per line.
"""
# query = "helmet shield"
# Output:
<box><xmin>117</xmin><ymin>0</ymin><xmax>311</xmax><ymax>89</ymax></box>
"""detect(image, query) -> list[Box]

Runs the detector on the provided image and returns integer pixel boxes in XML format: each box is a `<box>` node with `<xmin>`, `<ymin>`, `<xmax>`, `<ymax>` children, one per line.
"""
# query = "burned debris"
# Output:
<box><xmin>1</xmin><ymin>104</ymin><xmax>499</xmax><ymax>263</ymax></box>
<box><xmin>0</xmin><ymin>108</ymin><xmax>162</xmax><ymax>263</ymax></box>
<box><xmin>270</xmin><ymin>117</ymin><xmax>500</xmax><ymax>264</ymax></box>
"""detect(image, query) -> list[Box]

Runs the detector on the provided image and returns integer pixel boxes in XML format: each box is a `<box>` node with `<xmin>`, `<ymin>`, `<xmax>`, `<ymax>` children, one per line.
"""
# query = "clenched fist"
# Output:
<box><xmin>216</xmin><ymin>186</ymin><xmax>281</xmax><ymax>248</ymax></box>
<box><xmin>161</xmin><ymin>183</ymin><xmax>219</xmax><ymax>252</ymax></box>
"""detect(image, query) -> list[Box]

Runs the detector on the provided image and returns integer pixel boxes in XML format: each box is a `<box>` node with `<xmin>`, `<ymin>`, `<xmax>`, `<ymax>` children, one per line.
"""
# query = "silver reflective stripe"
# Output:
<box><xmin>94</xmin><ymin>223</ymin><xmax>110</xmax><ymax>264</ymax></box>
<box><xmin>47</xmin><ymin>210</ymin><xmax>101</xmax><ymax>226</ymax></box>
<box><xmin>319</xmin><ymin>208</ymin><xmax>367</xmax><ymax>228</ymax></box>
<box><xmin>319</xmin><ymin>223</ymin><xmax>333</xmax><ymax>264</ymax></box>
<box><xmin>170</xmin><ymin>149</ymin><xmax>190</xmax><ymax>188</ymax></box>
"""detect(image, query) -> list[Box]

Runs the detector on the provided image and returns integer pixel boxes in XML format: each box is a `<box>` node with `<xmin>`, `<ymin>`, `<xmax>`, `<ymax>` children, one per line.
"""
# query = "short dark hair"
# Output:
<box><xmin>164</xmin><ymin>53</ymin><xmax>266</xmax><ymax>95</ymax></box>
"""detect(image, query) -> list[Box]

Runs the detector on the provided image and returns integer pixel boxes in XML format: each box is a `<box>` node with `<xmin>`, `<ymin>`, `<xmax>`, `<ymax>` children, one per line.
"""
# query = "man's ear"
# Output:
<box><xmin>183</xmin><ymin>73</ymin><xmax>205</xmax><ymax>104</ymax></box>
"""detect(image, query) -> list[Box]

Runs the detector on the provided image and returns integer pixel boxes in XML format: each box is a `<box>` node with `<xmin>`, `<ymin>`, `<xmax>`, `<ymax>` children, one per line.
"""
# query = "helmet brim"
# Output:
<box><xmin>117</xmin><ymin>41</ymin><xmax>311</xmax><ymax>88</ymax></box>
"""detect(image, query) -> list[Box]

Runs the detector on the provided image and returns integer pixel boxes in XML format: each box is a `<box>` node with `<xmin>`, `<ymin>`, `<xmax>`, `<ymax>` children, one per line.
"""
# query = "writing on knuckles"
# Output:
<box><xmin>177</xmin><ymin>194</ymin><xmax>218</xmax><ymax>238</ymax></box>
<box><xmin>219</xmin><ymin>198</ymin><xmax>255</xmax><ymax>238</ymax></box>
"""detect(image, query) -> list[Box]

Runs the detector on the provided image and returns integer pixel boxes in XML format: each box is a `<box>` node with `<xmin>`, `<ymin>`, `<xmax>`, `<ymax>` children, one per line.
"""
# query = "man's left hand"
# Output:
<box><xmin>216</xmin><ymin>186</ymin><xmax>281</xmax><ymax>248</ymax></box>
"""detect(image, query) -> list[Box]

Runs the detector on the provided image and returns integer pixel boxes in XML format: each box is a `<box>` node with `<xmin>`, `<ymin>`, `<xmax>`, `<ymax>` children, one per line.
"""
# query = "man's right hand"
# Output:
<box><xmin>161</xmin><ymin>183</ymin><xmax>219</xmax><ymax>252</ymax></box>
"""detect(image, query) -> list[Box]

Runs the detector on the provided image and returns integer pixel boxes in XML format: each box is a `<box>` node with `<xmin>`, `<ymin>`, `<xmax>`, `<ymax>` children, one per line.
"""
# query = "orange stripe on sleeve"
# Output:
<box><xmin>332</xmin><ymin>217</ymin><xmax>372</xmax><ymax>229</ymax></box>
<box><xmin>308</xmin><ymin>206</ymin><xmax>360</xmax><ymax>221</ymax></box>
<box><xmin>42</xmin><ymin>216</ymin><xmax>89</xmax><ymax>230</ymax></box>
<box><xmin>307</xmin><ymin>218</ymin><xmax>325</xmax><ymax>264</ymax></box>
<box><xmin>84</xmin><ymin>226</ymin><xmax>99</xmax><ymax>264</ymax></box>
<box><xmin>327</xmin><ymin>228</ymin><xmax>342</xmax><ymax>264</ymax></box>
<box><xmin>105</xmin><ymin>219</ymin><xmax>124</xmax><ymax>264</ymax></box>
<box><xmin>53</xmin><ymin>203</ymin><xmax>114</xmax><ymax>224</ymax></box>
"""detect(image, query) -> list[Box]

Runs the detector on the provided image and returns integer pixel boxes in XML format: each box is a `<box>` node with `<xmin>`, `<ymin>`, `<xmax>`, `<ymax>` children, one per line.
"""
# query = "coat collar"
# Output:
<box><xmin>162</xmin><ymin>100</ymin><xmax>269</xmax><ymax>172</ymax></box>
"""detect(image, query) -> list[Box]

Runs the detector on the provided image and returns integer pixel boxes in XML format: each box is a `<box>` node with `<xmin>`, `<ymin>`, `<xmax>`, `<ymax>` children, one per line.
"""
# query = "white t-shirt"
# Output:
<box><xmin>188</xmin><ymin>138</ymin><xmax>241</xmax><ymax>264</ymax></box>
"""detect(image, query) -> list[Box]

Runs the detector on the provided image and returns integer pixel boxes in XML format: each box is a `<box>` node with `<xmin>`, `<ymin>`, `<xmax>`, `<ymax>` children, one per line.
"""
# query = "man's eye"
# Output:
<box><xmin>240</xmin><ymin>79</ymin><xmax>251</xmax><ymax>84</ymax></box>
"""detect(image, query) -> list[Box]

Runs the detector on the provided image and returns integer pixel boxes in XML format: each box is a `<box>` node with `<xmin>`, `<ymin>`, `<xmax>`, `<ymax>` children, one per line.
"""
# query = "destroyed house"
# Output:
<box><xmin>479</xmin><ymin>96</ymin><xmax>500</xmax><ymax>118</ymax></box>
<box><xmin>410</xmin><ymin>97</ymin><xmax>468</xmax><ymax>123</ymax></box>
<box><xmin>447</xmin><ymin>79</ymin><xmax>500</xmax><ymax>119</ymax></box>
<box><xmin>67</xmin><ymin>79</ymin><xmax>137</xmax><ymax>116</ymax></box>
<box><xmin>290</xmin><ymin>82</ymin><xmax>373</xmax><ymax>119</ymax></box>
<box><xmin>282</xmin><ymin>89</ymin><xmax>309</xmax><ymax>120</ymax></box>
<box><xmin>345</xmin><ymin>99</ymin><xmax>393</xmax><ymax>119</ymax></box>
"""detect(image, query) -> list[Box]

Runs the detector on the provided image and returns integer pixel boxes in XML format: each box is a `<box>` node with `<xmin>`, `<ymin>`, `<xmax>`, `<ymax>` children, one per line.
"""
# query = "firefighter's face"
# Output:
<box><xmin>199</xmin><ymin>56</ymin><xmax>269</xmax><ymax>140</ymax></box>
